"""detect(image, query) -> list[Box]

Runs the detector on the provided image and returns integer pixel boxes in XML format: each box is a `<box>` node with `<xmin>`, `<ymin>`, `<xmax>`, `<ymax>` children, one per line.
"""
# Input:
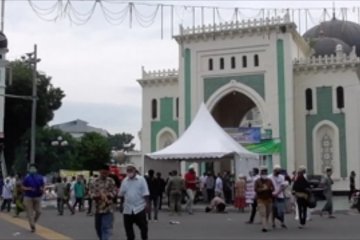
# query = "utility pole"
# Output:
<box><xmin>0</xmin><ymin>0</ymin><xmax>5</xmax><ymax>32</ymax></box>
<box><xmin>24</xmin><ymin>44</ymin><xmax>40</xmax><ymax>165</ymax></box>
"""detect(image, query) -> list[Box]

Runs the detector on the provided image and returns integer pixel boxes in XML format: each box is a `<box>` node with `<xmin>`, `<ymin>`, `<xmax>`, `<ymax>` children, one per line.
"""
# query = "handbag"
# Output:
<box><xmin>307</xmin><ymin>192</ymin><xmax>317</xmax><ymax>209</ymax></box>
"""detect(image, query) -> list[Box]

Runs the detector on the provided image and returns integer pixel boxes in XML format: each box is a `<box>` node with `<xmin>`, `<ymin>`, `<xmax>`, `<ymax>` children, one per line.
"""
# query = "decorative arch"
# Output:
<box><xmin>156</xmin><ymin>127</ymin><xmax>177</xmax><ymax>151</ymax></box>
<box><xmin>312</xmin><ymin>120</ymin><xmax>340</xmax><ymax>179</ymax></box>
<box><xmin>206</xmin><ymin>80</ymin><xmax>268</xmax><ymax>127</ymax></box>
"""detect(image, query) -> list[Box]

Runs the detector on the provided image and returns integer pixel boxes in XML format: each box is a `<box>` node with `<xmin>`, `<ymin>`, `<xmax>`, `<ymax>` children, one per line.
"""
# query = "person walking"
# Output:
<box><xmin>254</xmin><ymin>167</ymin><xmax>274</xmax><ymax>232</ymax></box>
<box><xmin>223</xmin><ymin>171</ymin><xmax>233</xmax><ymax>204</ymax></box>
<box><xmin>215</xmin><ymin>173</ymin><xmax>224</xmax><ymax>198</ymax></box>
<box><xmin>349</xmin><ymin>171</ymin><xmax>356</xmax><ymax>202</ymax></box>
<box><xmin>156</xmin><ymin>172</ymin><xmax>166</xmax><ymax>210</ymax></box>
<box><xmin>166</xmin><ymin>170</ymin><xmax>185</xmax><ymax>215</ymax></box>
<box><xmin>269</xmin><ymin>165</ymin><xmax>288</xmax><ymax>229</ymax></box>
<box><xmin>185</xmin><ymin>167</ymin><xmax>197</xmax><ymax>215</ymax></box>
<box><xmin>13</xmin><ymin>174</ymin><xmax>25</xmax><ymax>217</ymax></box>
<box><xmin>22</xmin><ymin>164</ymin><xmax>45</xmax><ymax>232</ymax></box>
<box><xmin>92</xmin><ymin>164</ymin><xmax>117</xmax><ymax>240</ymax></box>
<box><xmin>73</xmin><ymin>176</ymin><xmax>86</xmax><ymax>212</ymax></box>
<box><xmin>1</xmin><ymin>178</ymin><xmax>13</xmax><ymax>212</ymax></box>
<box><xmin>293</xmin><ymin>167</ymin><xmax>311</xmax><ymax>229</ymax></box>
<box><xmin>205</xmin><ymin>172</ymin><xmax>215</xmax><ymax>202</ymax></box>
<box><xmin>234</xmin><ymin>174</ymin><xmax>246</xmax><ymax>212</ymax></box>
<box><xmin>320</xmin><ymin>167</ymin><xmax>335</xmax><ymax>218</ymax></box>
<box><xmin>199</xmin><ymin>173</ymin><xmax>207</xmax><ymax>203</ymax></box>
<box><xmin>246</xmin><ymin>168</ymin><xmax>260</xmax><ymax>224</ymax></box>
<box><xmin>119</xmin><ymin>164</ymin><xmax>150</xmax><ymax>240</ymax></box>
<box><xmin>55</xmin><ymin>177</ymin><xmax>74</xmax><ymax>215</ymax></box>
<box><xmin>87</xmin><ymin>174</ymin><xmax>96</xmax><ymax>216</ymax></box>
<box><xmin>145</xmin><ymin>169</ymin><xmax>161</xmax><ymax>221</ymax></box>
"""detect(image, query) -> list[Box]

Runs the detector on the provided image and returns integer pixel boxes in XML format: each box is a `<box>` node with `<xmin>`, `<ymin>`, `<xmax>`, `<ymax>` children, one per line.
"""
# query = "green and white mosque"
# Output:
<box><xmin>138</xmin><ymin>14</ymin><xmax>360</xmax><ymax>190</ymax></box>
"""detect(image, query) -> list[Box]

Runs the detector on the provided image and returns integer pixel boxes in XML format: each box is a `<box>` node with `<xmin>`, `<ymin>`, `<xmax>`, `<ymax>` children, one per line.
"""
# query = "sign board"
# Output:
<box><xmin>224</xmin><ymin>127</ymin><xmax>261</xmax><ymax>144</ymax></box>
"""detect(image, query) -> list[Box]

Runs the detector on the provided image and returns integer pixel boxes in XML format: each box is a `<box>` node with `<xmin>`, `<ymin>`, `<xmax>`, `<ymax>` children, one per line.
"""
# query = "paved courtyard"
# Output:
<box><xmin>1</xmin><ymin>199</ymin><xmax>360</xmax><ymax>240</ymax></box>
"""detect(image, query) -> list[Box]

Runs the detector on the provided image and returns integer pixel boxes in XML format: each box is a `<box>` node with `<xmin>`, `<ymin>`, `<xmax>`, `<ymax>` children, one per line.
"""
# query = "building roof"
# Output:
<box><xmin>52</xmin><ymin>119</ymin><xmax>109</xmax><ymax>138</ymax></box>
<box><xmin>303</xmin><ymin>18</ymin><xmax>360</xmax><ymax>56</ymax></box>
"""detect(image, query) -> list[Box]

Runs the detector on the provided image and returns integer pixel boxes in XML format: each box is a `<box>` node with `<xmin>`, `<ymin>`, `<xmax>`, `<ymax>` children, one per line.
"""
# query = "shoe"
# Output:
<box><xmin>262</xmin><ymin>228</ymin><xmax>268</xmax><ymax>232</ymax></box>
<box><xmin>281</xmin><ymin>224</ymin><xmax>287</xmax><ymax>229</ymax></box>
<box><xmin>298</xmin><ymin>225</ymin><xmax>304</xmax><ymax>229</ymax></box>
<box><xmin>245</xmin><ymin>221</ymin><xmax>253</xmax><ymax>224</ymax></box>
<box><xmin>30</xmin><ymin>225</ymin><xmax>36</xmax><ymax>233</ymax></box>
<box><xmin>272</xmin><ymin>223</ymin><xmax>276</xmax><ymax>229</ymax></box>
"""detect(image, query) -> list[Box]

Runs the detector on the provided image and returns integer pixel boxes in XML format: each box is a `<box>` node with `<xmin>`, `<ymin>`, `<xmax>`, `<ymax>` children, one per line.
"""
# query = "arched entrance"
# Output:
<box><xmin>212</xmin><ymin>91</ymin><xmax>261</xmax><ymax>128</ymax></box>
<box><xmin>209</xmin><ymin>91</ymin><xmax>263</xmax><ymax>174</ymax></box>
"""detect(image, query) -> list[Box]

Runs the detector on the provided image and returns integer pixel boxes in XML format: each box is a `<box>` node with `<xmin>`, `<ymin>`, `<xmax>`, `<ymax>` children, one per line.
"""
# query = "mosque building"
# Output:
<box><xmin>137</xmin><ymin>13</ymin><xmax>360</xmax><ymax>190</ymax></box>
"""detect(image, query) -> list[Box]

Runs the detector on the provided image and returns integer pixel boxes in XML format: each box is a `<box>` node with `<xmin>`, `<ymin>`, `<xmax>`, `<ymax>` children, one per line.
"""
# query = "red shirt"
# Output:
<box><xmin>185</xmin><ymin>172</ymin><xmax>197</xmax><ymax>190</ymax></box>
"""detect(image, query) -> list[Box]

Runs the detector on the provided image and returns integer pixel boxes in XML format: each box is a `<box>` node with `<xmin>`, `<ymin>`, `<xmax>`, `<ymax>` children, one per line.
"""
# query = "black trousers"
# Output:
<box><xmin>124</xmin><ymin>210</ymin><xmax>148</xmax><ymax>240</ymax></box>
<box><xmin>73</xmin><ymin>197</ymin><xmax>83</xmax><ymax>211</ymax></box>
<box><xmin>224</xmin><ymin>189</ymin><xmax>232</xmax><ymax>204</ymax></box>
<box><xmin>297</xmin><ymin>198</ymin><xmax>307</xmax><ymax>226</ymax></box>
<box><xmin>87</xmin><ymin>198</ymin><xmax>93</xmax><ymax>214</ymax></box>
<box><xmin>158</xmin><ymin>193</ymin><xmax>163</xmax><ymax>210</ymax></box>
<box><xmin>206</xmin><ymin>189</ymin><xmax>215</xmax><ymax>202</ymax></box>
<box><xmin>248</xmin><ymin>199</ymin><xmax>257</xmax><ymax>223</ymax></box>
<box><xmin>1</xmin><ymin>199</ymin><xmax>11</xmax><ymax>212</ymax></box>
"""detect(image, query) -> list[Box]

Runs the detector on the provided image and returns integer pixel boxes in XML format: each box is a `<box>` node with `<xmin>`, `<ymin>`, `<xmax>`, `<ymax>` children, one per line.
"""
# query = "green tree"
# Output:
<box><xmin>13</xmin><ymin>128</ymin><xmax>78</xmax><ymax>175</ymax></box>
<box><xmin>78</xmin><ymin>132</ymin><xmax>111</xmax><ymax>171</ymax></box>
<box><xmin>5</xmin><ymin>60</ymin><xmax>65</xmax><ymax>171</ymax></box>
<box><xmin>108</xmin><ymin>133</ymin><xmax>135</xmax><ymax>151</ymax></box>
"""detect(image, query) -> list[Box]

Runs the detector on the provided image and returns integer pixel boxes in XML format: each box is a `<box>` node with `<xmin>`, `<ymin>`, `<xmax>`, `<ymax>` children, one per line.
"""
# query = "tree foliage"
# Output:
<box><xmin>13</xmin><ymin>128</ymin><xmax>78</xmax><ymax>175</ymax></box>
<box><xmin>5</xmin><ymin>60</ymin><xmax>65</xmax><ymax>171</ymax></box>
<box><xmin>78</xmin><ymin>132</ymin><xmax>111</xmax><ymax>171</ymax></box>
<box><xmin>108</xmin><ymin>132</ymin><xmax>135</xmax><ymax>151</ymax></box>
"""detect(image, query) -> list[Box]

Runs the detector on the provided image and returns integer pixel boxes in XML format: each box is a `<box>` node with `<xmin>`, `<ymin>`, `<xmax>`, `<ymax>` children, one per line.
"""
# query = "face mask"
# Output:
<box><xmin>261</xmin><ymin>175</ymin><xmax>267</xmax><ymax>179</ymax></box>
<box><xmin>29</xmin><ymin>167</ymin><xmax>37</xmax><ymax>174</ymax></box>
<box><xmin>127</xmin><ymin>172</ymin><xmax>135</xmax><ymax>178</ymax></box>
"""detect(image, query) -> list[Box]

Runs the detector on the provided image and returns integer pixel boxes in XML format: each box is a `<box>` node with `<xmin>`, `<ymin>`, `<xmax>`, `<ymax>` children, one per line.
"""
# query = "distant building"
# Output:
<box><xmin>52</xmin><ymin>119</ymin><xmax>109</xmax><ymax>139</ymax></box>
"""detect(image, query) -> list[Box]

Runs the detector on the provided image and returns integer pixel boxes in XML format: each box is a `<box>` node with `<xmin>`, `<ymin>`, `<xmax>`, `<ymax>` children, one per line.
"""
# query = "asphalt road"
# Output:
<box><xmin>1</xmin><ymin>207</ymin><xmax>360</xmax><ymax>240</ymax></box>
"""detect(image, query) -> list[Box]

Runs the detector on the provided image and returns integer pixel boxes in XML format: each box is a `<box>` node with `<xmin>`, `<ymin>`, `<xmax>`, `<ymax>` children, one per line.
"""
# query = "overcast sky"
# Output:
<box><xmin>4</xmin><ymin>0</ymin><xmax>358</xmax><ymax>149</ymax></box>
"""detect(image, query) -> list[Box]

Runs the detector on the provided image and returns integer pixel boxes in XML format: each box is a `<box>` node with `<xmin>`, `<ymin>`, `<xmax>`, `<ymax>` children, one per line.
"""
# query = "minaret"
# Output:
<box><xmin>0</xmin><ymin>31</ymin><xmax>8</xmax><ymax>177</ymax></box>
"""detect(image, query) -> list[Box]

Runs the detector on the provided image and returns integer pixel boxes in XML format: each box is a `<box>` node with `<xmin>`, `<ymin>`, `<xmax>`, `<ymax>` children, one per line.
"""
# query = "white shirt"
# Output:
<box><xmin>119</xmin><ymin>175</ymin><xmax>149</xmax><ymax>215</ymax></box>
<box><xmin>2</xmin><ymin>182</ymin><xmax>13</xmax><ymax>199</ymax></box>
<box><xmin>215</xmin><ymin>177</ymin><xmax>223</xmax><ymax>193</ymax></box>
<box><xmin>269</xmin><ymin>174</ymin><xmax>288</xmax><ymax>199</ymax></box>
<box><xmin>200</xmin><ymin>176</ymin><xmax>207</xmax><ymax>189</ymax></box>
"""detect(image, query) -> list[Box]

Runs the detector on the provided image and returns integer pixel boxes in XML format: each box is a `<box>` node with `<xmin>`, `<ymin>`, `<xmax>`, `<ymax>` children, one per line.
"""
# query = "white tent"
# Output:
<box><xmin>146</xmin><ymin>103</ymin><xmax>259</xmax><ymax>175</ymax></box>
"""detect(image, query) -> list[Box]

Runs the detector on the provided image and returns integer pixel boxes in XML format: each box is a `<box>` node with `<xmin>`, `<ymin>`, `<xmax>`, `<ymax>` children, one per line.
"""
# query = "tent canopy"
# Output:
<box><xmin>146</xmin><ymin>103</ymin><xmax>258</xmax><ymax>161</ymax></box>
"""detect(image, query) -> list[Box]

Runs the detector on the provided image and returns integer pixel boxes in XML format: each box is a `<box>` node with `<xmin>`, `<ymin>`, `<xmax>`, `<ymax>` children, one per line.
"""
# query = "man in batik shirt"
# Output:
<box><xmin>92</xmin><ymin>164</ymin><xmax>118</xmax><ymax>240</ymax></box>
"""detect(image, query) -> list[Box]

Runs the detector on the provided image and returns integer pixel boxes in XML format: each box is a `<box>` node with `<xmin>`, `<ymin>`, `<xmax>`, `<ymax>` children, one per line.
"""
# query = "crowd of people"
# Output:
<box><xmin>0</xmin><ymin>162</ymin><xmax>357</xmax><ymax>239</ymax></box>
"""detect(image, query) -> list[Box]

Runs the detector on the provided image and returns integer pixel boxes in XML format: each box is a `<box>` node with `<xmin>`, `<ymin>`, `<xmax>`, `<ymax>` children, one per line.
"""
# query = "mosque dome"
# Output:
<box><xmin>0</xmin><ymin>32</ymin><xmax>7</xmax><ymax>49</ymax></box>
<box><xmin>310</xmin><ymin>37</ymin><xmax>351</xmax><ymax>57</ymax></box>
<box><xmin>303</xmin><ymin>18</ymin><xmax>360</xmax><ymax>56</ymax></box>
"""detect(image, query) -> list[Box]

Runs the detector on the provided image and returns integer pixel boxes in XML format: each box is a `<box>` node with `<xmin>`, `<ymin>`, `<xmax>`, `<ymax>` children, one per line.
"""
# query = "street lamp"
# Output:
<box><xmin>51</xmin><ymin>136</ymin><xmax>68</xmax><ymax>147</ymax></box>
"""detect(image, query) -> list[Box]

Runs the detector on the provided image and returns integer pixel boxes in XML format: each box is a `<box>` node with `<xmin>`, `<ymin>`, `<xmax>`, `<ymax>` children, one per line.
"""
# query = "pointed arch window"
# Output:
<box><xmin>254</xmin><ymin>54</ymin><xmax>259</xmax><ymax>67</ymax></box>
<box><xmin>176</xmin><ymin>97</ymin><xmax>179</xmax><ymax>118</ymax></box>
<box><xmin>151</xmin><ymin>99</ymin><xmax>158</xmax><ymax>119</ymax></box>
<box><xmin>305</xmin><ymin>88</ymin><xmax>313</xmax><ymax>111</ymax></box>
<box><xmin>208</xmin><ymin>58</ymin><xmax>213</xmax><ymax>71</ymax></box>
<box><xmin>220</xmin><ymin>57</ymin><xmax>225</xmax><ymax>70</ymax></box>
<box><xmin>242</xmin><ymin>55</ymin><xmax>247</xmax><ymax>68</ymax></box>
<box><xmin>231</xmin><ymin>56</ymin><xmax>236</xmax><ymax>69</ymax></box>
<box><xmin>336</xmin><ymin>86</ymin><xmax>344</xmax><ymax>109</ymax></box>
